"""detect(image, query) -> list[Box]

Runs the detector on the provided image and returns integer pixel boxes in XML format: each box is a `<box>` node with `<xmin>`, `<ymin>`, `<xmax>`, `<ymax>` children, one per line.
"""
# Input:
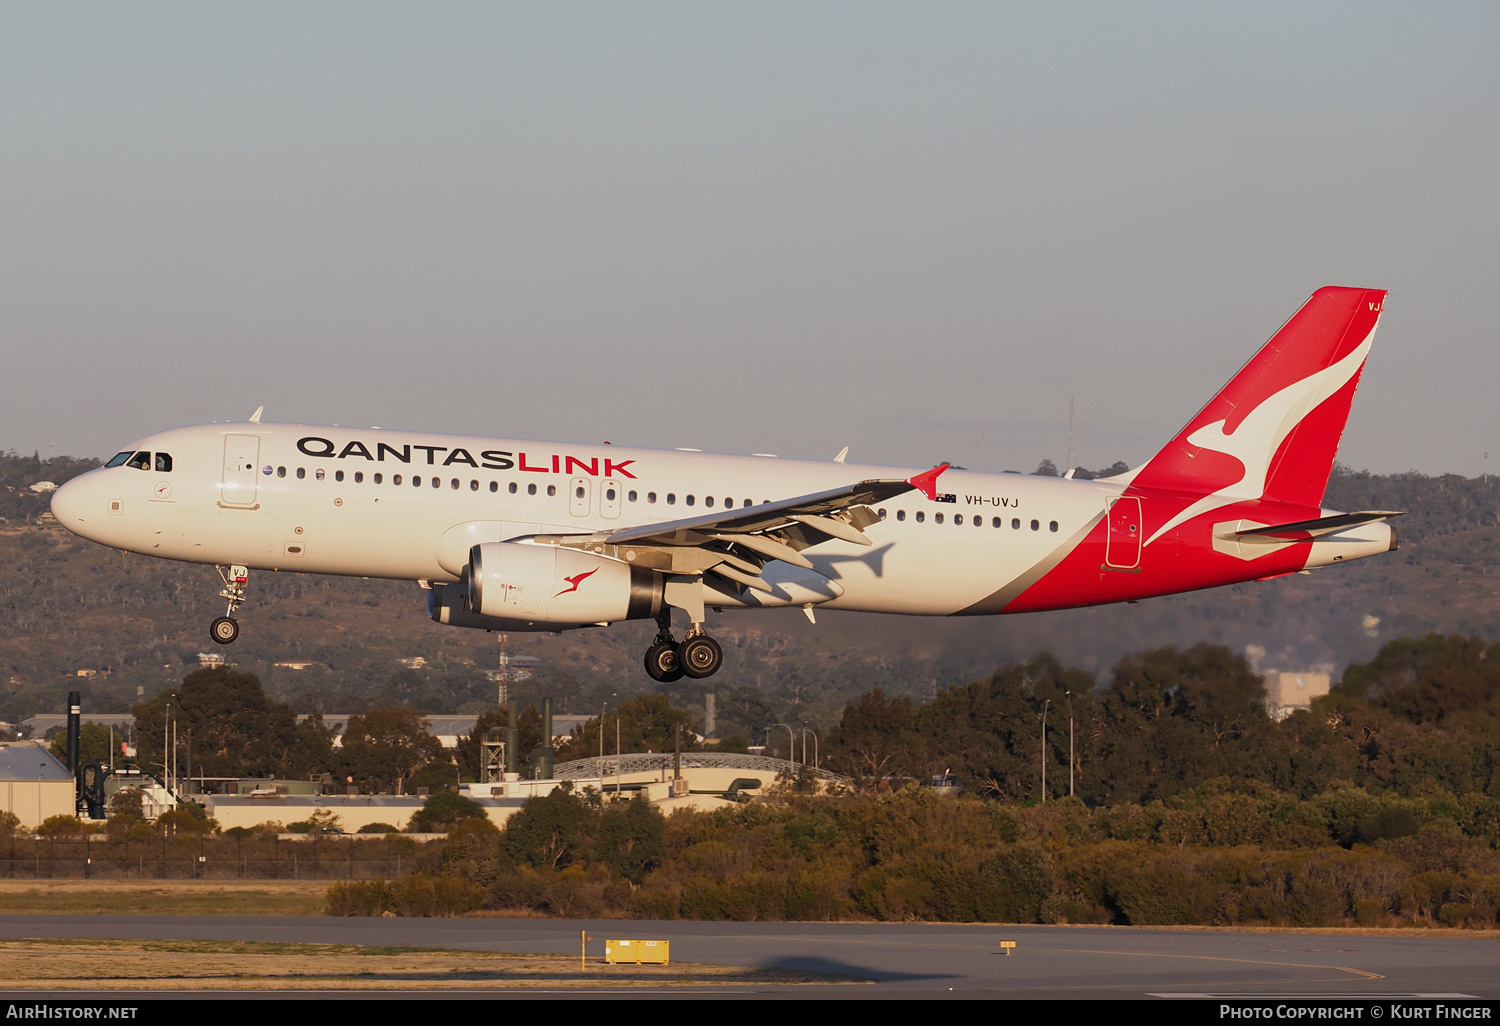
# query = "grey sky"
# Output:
<box><xmin>3</xmin><ymin>3</ymin><xmax>1497</xmax><ymax>476</ymax></box>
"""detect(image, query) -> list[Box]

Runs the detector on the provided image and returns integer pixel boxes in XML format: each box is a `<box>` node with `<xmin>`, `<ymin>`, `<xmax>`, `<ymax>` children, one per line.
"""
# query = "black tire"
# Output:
<box><xmin>644</xmin><ymin>640</ymin><xmax>683</xmax><ymax>682</ymax></box>
<box><xmin>679</xmin><ymin>635</ymin><xmax>723</xmax><ymax>679</ymax></box>
<box><xmin>210</xmin><ymin>616</ymin><xmax>239</xmax><ymax>645</ymax></box>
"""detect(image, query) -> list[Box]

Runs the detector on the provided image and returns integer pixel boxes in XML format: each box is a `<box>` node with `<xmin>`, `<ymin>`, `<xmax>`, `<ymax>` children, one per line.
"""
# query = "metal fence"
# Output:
<box><xmin>0</xmin><ymin>834</ymin><xmax>434</xmax><ymax>881</ymax></box>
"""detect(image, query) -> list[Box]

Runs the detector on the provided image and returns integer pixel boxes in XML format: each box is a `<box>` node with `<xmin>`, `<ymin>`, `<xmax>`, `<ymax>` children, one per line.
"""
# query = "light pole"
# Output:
<box><xmin>769</xmin><ymin>723</ymin><xmax>794</xmax><ymax>762</ymax></box>
<box><xmin>1065</xmin><ymin>690</ymin><xmax>1074</xmax><ymax>798</ymax></box>
<box><xmin>801</xmin><ymin>728</ymin><xmax>818</xmax><ymax>768</ymax></box>
<box><xmin>1040</xmin><ymin>699</ymin><xmax>1050</xmax><ymax>803</ymax></box>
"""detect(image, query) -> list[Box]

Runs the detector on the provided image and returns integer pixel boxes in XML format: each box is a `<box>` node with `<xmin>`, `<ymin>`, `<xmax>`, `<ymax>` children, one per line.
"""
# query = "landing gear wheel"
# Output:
<box><xmin>210</xmin><ymin>616</ymin><xmax>240</xmax><ymax>645</ymax></box>
<box><xmin>644</xmin><ymin>640</ymin><xmax>684</xmax><ymax>682</ymax></box>
<box><xmin>678</xmin><ymin>635</ymin><xmax>723</xmax><ymax>679</ymax></box>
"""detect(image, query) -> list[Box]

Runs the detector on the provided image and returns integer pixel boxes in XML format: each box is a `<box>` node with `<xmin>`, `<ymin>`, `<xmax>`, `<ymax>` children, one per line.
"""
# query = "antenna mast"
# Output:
<box><xmin>1066</xmin><ymin>396</ymin><xmax>1077</xmax><ymax>474</ymax></box>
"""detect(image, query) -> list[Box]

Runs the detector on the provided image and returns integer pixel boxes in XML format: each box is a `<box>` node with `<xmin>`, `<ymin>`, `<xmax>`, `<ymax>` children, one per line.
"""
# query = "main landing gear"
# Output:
<box><xmin>643</xmin><ymin>609</ymin><xmax>723</xmax><ymax>682</ymax></box>
<box><xmin>210</xmin><ymin>564</ymin><xmax>249</xmax><ymax>645</ymax></box>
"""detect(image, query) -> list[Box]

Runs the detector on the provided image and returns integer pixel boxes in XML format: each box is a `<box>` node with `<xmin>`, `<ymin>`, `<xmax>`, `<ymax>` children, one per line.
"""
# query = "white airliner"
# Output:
<box><xmin>51</xmin><ymin>287</ymin><xmax>1401</xmax><ymax>681</ymax></box>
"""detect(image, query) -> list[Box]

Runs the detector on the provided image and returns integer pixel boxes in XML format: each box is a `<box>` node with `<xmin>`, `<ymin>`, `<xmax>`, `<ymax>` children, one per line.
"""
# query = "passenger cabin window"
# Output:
<box><xmin>126</xmin><ymin>451</ymin><xmax>151</xmax><ymax>471</ymax></box>
<box><xmin>489</xmin><ymin>481</ymin><xmax>497</xmax><ymax>492</ymax></box>
<box><xmin>374</xmin><ymin>473</ymin><xmax>383</xmax><ymax>484</ymax></box>
<box><xmin>1012</xmin><ymin>518</ymin><xmax>1020</xmax><ymax>529</ymax></box>
<box><xmin>316</xmin><ymin>469</ymin><xmax>326</xmax><ymax>481</ymax></box>
<box><xmin>686</xmin><ymin>495</ymin><xmax>695</xmax><ymax>506</ymax></box>
<box><xmin>992</xmin><ymin>517</ymin><xmax>1001</xmax><ymax>528</ymax></box>
<box><xmin>276</xmin><ymin>466</ymin><xmax>286</xmax><ymax>478</ymax></box>
<box><xmin>935</xmin><ymin>513</ymin><xmax>944</xmax><ymax>524</ymax></box>
<box><xmin>508</xmin><ymin>482</ymin><xmax>517</xmax><ymax>494</ymax></box>
<box><xmin>647</xmin><ymin>492</ymin><xmax>657</xmax><ymax>503</ymax></box>
<box><xmin>335</xmin><ymin>470</ymin><xmax>344</xmax><ymax>482</ymax></box>
<box><xmin>546</xmin><ymin>485</ymin><xmax>556</xmax><ymax>497</ymax></box>
<box><xmin>704</xmin><ymin>496</ymin><xmax>714</xmax><ymax>507</ymax></box>
<box><xmin>1031</xmin><ymin>519</ymin><xmax>1039</xmax><ymax>531</ymax></box>
<box><xmin>1049</xmin><ymin>521</ymin><xmax>1059</xmax><ymax>532</ymax></box>
<box><xmin>666</xmin><ymin>493</ymin><xmax>676</xmax><ymax>505</ymax></box>
<box><xmin>527</xmin><ymin>483</ymin><xmax>537</xmax><ymax>496</ymax></box>
<box><xmin>915</xmin><ymin>511</ymin><xmax>925</xmax><ymax>523</ymax></box>
<box><xmin>393</xmin><ymin>474</ymin><xmax>402</xmax><ymax>485</ymax></box>
<box><xmin>106</xmin><ymin>451</ymin><xmax>134</xmax><ymax>468</ymax></box>
<box><xmin>154</xmin><ymin>453</ymin><xmax>173</xmax><ymax>472</ymax></box>
<box><xmin>896</xmin><ymin>510</ymin><xmax>906</xmax><ymax>521</ymax></box>
<box><xmin>297</xmin><ymin>468</ymin><xmax>306</xmax><ymax>480</ymax></box>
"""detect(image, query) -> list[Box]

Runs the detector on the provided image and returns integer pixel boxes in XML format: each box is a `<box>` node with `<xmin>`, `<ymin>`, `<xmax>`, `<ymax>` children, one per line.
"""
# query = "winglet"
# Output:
<box><xmin>249</xmin><ymin>406</ymin><xmax>264</xmax><ymax>423</ymax></box>
<box><xmin>907</xmin><ymin>464</ymin><xmax>950</xmax><ymax>501</ymax></box>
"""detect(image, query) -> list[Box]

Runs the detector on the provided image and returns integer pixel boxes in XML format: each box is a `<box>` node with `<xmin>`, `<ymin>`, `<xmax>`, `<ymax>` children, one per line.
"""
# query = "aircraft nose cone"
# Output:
<box><xmin>50</xmin><ymin>475</ymin><xmax>94</xmax><ymax>534</ymax></box>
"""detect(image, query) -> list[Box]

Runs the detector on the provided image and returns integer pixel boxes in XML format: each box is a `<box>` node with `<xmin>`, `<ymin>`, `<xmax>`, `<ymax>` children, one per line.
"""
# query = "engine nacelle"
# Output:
<box><xmin>428</xmin><ymin>579</ymin><xmax>581</xmax><ymax>633</ymax></box>
<box><xmin>468</xmin><ymin>541</ymin><xmax>661</xmax><ymax>625</ymax></box>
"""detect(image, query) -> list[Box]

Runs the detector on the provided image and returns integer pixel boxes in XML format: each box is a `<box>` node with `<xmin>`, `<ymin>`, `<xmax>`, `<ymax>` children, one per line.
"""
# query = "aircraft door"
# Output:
<box><xmin>569</xmin><ymin>477</ymin><xmax>591</xmax><ymax>517</ymax></box>
<box><xmin>220</xmin><ymin>434</ymin><xmax>261</xmax><ymax>509</ymax></box>
<box><xmin>600</xmin><ymin>479</ymin><xmax>622</xmax><ymax>519</ymax></box>
<box><xmin>1104</xmin><ymin>495</ymin><xmax>1142</xmax><ymax>570</ymax></box>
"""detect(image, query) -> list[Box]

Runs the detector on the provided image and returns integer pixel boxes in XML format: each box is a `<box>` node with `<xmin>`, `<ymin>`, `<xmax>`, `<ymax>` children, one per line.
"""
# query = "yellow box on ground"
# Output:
<box><xmin>604</xmin><ymin>939</ymin><xmax>669</xmax><ymax>965</ymax></box>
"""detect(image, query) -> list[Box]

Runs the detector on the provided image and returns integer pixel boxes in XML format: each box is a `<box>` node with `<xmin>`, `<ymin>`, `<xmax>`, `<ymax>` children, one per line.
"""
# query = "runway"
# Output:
<box><xmin>0</xmin><ymin>915</ymin><xmax>1496</xmax><ymax>999</ymax></box>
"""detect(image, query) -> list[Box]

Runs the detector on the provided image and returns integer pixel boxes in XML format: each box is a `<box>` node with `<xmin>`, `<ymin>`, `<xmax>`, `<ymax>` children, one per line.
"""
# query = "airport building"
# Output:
<box><xmin>202</xmin><ymin>753</ymin><xmax>847</xmax><ymax>833</ymax></box>
<box><xmin>0</xmin><ymin>742</ymin><xmax>76</xmax><ymax>829</ymax></box>
<box><xmin>1264</xmin><ymin>671</ymin><xmax>1332</xmax><ymax>721</ymax></box>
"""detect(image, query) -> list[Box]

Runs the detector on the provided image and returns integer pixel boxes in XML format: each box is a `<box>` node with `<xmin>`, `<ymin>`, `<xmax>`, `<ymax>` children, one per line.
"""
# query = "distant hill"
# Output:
<box><xmin>4</xmin><ymin>453</ymin><xmax>1497</xmax><ymax>738</ymax></box>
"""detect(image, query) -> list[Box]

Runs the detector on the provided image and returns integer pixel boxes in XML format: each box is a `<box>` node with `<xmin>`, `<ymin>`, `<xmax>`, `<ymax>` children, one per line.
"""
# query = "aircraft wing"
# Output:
<box><xmin>527</xmin><ymin>465</ymin><xmax>949</xmax><ymax>595</ymax></box>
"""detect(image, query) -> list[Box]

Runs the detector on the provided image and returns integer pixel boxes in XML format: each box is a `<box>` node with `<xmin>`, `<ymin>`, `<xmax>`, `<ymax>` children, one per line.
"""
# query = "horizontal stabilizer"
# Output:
<box><xmin>1235</xmin><ymin>510</ymin><xmax>1404</xmax><ymax>539</ymax></box>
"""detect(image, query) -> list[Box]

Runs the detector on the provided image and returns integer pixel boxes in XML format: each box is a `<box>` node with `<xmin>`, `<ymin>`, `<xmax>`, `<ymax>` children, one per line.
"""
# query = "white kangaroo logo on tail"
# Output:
<box><xmin>1145</xmin><ymin>326</ymin><xmax>1376</xmax><ymax>546</ymax></box>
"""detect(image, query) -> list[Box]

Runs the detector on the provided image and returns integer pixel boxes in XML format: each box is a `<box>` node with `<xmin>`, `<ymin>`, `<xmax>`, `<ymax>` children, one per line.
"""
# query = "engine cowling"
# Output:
<box><xmin>468</xmin><ymin>541</ymin><xmax>661</xmax><ymax>625</ymax></box>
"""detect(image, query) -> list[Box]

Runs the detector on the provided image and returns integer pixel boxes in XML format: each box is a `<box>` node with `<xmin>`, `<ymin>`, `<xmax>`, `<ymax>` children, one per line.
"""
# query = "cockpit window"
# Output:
<box><xmin>154</xmin><ymin>453</ymin><xmax>173</xmax><ymax>473</ymax></box>
<box><xmin>125</xmin><ymin>452</ymin><xmax>151</xmax><ymax>471</ymax></box>
<box><xmin>106</xmin><ymin>451</ymin><xmax>135</xmax><ymax>468</ymax></box>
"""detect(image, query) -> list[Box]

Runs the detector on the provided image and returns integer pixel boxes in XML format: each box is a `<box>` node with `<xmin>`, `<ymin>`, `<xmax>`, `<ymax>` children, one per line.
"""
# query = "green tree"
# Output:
<box><xmin>48</xmin><ymin>721</ymin><xmax>117</xmax><ymax>766</ymax></box>
<box><xmin>331</xmin><ymin>705</ymin><xmax>444</xmax><ymax>795</ymax></box>
<box><xmin>827</xmin><ymin>689</ymin><xmax>922</xmax><ymax>791</ymax></box>
<box><xmin>133</xmin><ymin>668</ymin><xmax>334</xmax><ymax>780</ymax></box>
<box><xmin>408</xmin><ymin>790</ymin><xmax>489</xmax><ymax>833</ymax></box>
<box><xmin>505</xmin><ymin>784</ymin><xmax>596</xmax><ymax>870</ymax></box>
<box><xmin>596</xmin><ymin>795</ymin><xmax>668</xmax><ymax>883</ymax></box>
<box><xmin>564</xmin><ymin>694</ymin><xmax>698</xmax><ymax>760</ymax></box>
<box><xmin>1338</xmin><ymin>633</ymin><xmax>1500</xmax><ymax>725</ymax></box>
<box><xmin>913</xmin><ymin>654</ymin><xmax>1093</xmax><ymax>801</ymax></box>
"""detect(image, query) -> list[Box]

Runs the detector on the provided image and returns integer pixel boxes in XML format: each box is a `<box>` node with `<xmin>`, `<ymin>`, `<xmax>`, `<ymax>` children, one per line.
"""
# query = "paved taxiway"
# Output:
<box><xmin>1</xmin><ymin>916</ymin><xmax>1497</xmax><ymax>998</ymax></box>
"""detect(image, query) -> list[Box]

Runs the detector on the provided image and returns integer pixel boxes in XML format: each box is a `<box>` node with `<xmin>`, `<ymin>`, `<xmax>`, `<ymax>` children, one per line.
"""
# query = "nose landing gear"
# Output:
<box><xmin>210</xmin><ymin>564</ymin><xmax>249</xmax><ymax>645</ymax></box>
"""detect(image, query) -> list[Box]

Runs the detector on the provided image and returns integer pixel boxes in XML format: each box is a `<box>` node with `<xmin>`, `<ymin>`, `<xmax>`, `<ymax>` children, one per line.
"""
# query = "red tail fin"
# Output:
<box><xmin>1133</xmin><ymin>287</ymin><xmax>1385</xmax><ymax>525</ymax></box>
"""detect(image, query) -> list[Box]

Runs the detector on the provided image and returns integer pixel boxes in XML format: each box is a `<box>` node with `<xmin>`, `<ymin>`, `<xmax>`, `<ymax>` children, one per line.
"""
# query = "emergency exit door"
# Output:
<box><xmin>220</xmin><ymin>434</ymin><xmax>261</xmax><ymax>508</ymax></box>
<box><xmin>1104</xmin><ymin>495</ymin><xmax>1142</xmax><ymax>570</ymax></box>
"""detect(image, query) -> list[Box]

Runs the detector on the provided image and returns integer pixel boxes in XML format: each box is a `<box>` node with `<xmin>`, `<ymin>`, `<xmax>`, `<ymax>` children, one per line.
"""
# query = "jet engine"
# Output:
<box><xmin>468</xmin><ymin>541</ymin><xmax>662</xmax><ymax>626</ymax></box>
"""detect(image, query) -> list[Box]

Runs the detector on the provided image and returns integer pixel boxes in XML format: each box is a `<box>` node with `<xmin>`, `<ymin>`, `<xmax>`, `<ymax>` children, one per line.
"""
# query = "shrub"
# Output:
<box><xmin>36</xmin><ymin>815</ymin><xmax>83</xmax><ymax>838</ymax></box>
<box><xmin>327</xmin><ymin>880</ymin><xmax>393</xmax><ymax>916</ymax></box>
<box><xmin>387</xmin><ymin>873</ymin><xmax>484</xmax><ymax>917</ymax></box>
